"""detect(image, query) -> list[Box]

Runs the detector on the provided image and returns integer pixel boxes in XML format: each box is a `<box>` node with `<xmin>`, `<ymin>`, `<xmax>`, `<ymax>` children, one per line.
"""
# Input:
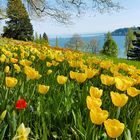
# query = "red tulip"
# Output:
<box><xmin>16</xmin><ymin>99</ymin><xmax>27</xmax><ymax>110</ymax></box>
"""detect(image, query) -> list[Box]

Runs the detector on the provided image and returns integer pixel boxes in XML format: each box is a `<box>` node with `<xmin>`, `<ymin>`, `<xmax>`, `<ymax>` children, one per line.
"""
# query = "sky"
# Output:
<box><xmin>31</xmin><ymin>0</ymin><xmax>140</xmax><ymax>37</ymax></box>
<box><xmin>0</xmin><ymin>0</ymin><xmax>140</xmax><ymax>37</ymax></box>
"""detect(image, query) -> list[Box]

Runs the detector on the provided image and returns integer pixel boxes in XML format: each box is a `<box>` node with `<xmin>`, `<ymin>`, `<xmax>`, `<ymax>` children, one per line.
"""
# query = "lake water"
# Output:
<box><xmin>49</xmin><ymin>34</ymin><xmax>126</xmax><ymax>58</ymax></box>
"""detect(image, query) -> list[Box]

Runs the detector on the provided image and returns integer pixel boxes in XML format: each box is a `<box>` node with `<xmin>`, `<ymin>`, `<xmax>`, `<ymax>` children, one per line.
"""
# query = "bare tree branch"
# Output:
<box><xmin>0</xmin><ymin>0</ymin><xmax>122</xmax><ymax>23</ymax></box>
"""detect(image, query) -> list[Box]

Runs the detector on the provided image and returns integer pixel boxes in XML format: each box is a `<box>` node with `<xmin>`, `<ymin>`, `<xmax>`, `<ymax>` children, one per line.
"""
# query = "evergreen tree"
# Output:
<box><xmin>43</xmin><ymin>32</ymin><xmax>49</xmax><ymax>44</ymax></box>
<box><xmin>102</xmin><ymin>32</ymin><xmax>118</xmax><ymax>57</ymax></box>
<box><xmin>127</xmin><ymin>27</ymin><xmax>140</xmax><ymax>60</ymax></box>
<box><xmin>43</xmin><ymin>33</ymin><xmax>48</xmax><ymax>41</ymax></box>
<box><xmin>124</xmin><ymin>29</ymin><xmax>135</xmax><ymax>56</ymax></box>
<box><xmin>55</xmin><ymin>36</ymin><xmax>59</xmax><ymax>47</ymax></box>
<box><xmin>2</xmin><ymin>0</ymin><xmax>33</xmax><ymax>41</ymax></box>
<box><xmin>39</xmin><ymin>34</ymin><xmax>42</xmax><ymax>40</ymax></box>
<box><xmin>34</xmin><ymin>32</ymin><xmax>39</xmax><ymax>40</ymax></box>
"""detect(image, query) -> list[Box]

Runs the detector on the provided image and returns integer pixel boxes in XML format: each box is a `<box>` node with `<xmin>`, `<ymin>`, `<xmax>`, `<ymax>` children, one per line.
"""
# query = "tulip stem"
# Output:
<box><xmin>132</xmin><ymin>95</ymin><xmax>140</xmax><ymax>139</ymax></box>
<box><xmin>92</xmin><ymin>125</ymin><xmax>98</xmax><ymax>140</ymax></box>
<box><xmin>5</xmin><ymin>88</ymin><xmax>9</xmax><ymax>101</ymax></box>
<box><xmin>116</xmin><ymin>107</ymin><xmax>121</xmax><ymax>119</ymax></box>
<box><xmin>3</xmin><ymin>88</ymin><xmax>10</xmax><ymax>109</ymax></box>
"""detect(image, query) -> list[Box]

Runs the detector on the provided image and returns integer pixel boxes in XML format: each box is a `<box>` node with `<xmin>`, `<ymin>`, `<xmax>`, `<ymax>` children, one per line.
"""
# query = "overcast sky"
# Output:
<box><xmin>31</xmin><ymin>0</ymin><xmax>140</xmax><ymax>36</ymax></box>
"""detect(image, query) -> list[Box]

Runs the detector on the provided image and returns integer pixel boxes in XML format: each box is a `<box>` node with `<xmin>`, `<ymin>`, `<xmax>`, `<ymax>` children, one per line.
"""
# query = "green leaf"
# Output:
<box><xmin>0</xmin><ymin>125</ymin><xmax>8</xmax><ymax>140</ymax></box>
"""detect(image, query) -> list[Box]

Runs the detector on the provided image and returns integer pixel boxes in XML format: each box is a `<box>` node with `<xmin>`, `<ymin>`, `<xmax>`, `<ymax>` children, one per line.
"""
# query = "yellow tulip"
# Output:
<box><xmin>30</xmin><ymin>55</ymin><xmax>35</xmax><ymax>61</ymax></box>
<box><xmin>20</xmin><ymin>52</ymin><xmax>25</xmax><ymax>59</ymax></box>
<box><xmin>127</xmin><ymin>87</ymin><xmax>140</xmax><ymax>97</ymax></box>
<box><xmin>5</xmin><ymin>50</ymin><xmax>12</xmax><ymax>57</ymax></box>
<box><xmin>0</xmin><ymin>54</ymin><xmax>6</xmax><ymax>62</ymax></box>
<box><xmin>128</xmin><ymin>66</ymin><xmax>137</xmax><ymax>76</ymax></box>
<box><xmin>136</xmin><ymin>69</ymin><xmax>140</xmax><ymax>74</ymax></box>
<box><xmin>12</xmin><ymin>123</ymin><xmax>30</xmax><ymax>140</ymax></box>
<box><xmin>55</xmin><ymin>56</ymin><xmax>64</xmax><ymax>62</ymax></box>
<box><xmin>85</xmin><ymin>68</ymin><xmax>99</xmax><ymax>79</ymax></box>
<box><xmin>14</xmin><ymin>64</ymin><xmax>21</xmax><ymax>73</ymax></box>
<box><xmin>75</xmin><ymin>72</ymin><xmax>87</xmax><ymax>83</ymax></box>
<box><xmin>115</xmin><ymin>77</ymin><xmax>133</xmax><ymax>91</ymax></box>
<box><xmin>38</xmin><ymin>53</ymin><xmax>46</xmax><ymax>60</ymax></box>
<box><xmin>131</xmin><ymin>71</ymin><xmax>139</xmax><ymax>79</ymax></box>
<box><xmin>24</xmin><ymin>66</ymin><xmax>41</xmax><ymax>80</ymax></box>
<box><xmin>20</xmin><ymin>59</ymin><xmax>32</xmax><ymax>66</ymax></box>
<box><xmin>104</xmin><ymin>119</ymin><xmax>125</xmax><ymax>138</ymax></box>
<box><xmin>69</xmin><ymin>71</ymin><xmax>76</xmax><ymax>79</ymax></box>
<box><xmin>5</xmin><ymin>77</ymin><xmax>18</xmax><ymax>88</ymax></box>
<box><xmin>13</xmin><ymin>53</ymin><xmax>18</xmax><ymax>58</ymax></box>
<box><xmin>38</xmin><ymin>84</ymin><xmax>50</xmax><ymax>94</ymax></box>
<box><xmin>80</xmin><ymin>64</ymin><xmax>87</xmax><ymax>70</ymax></box>
<box><xmin>89</xmin><ymin>86</ymin><xmax>103</xmax><ymax>98</ymax></box>
<box><xmin>52</xmin><ymin>60</ymin><xmax>59</xmax><ymax>66</ymax></box>
<box><xmin>57</xmin><ymin>75</ymin><xmax>68</xmax><ymax>84</ymax></box>
<box><xmin>118</xmin><ymin>63</ymin><xmax>129</xmax><ymax>72</ymax></box>
<box><xmin>4</xmin><ymin>66</ymin><xmax>10</xmax><ymax>73</ymax></box>
<box><xmin>110</xmin><ymin>65</ymin><xmax>119</xmax><ymax>74</ymax></box>
<box><xmin>86</xmin><ymin>96</ymin><xmax>102</xmax><ymax>110</ymax></box>
<box><xmin>6</xmin><ymin>58</ymin><xmax>10</xmax><ymax>63</ymax></box>
<box><xmin>46</xmin><ymin>62</ymin><xmax>53</xmax><ymax>67</ymax></box>
<box><xmin>0</xmin><ymin>110</ymin><xmax>7</xmax><ymax>124</ymax></box>
<box><xmin>69</xmin><ymin>60</ymin><xmax>83</xmax><ymax>68</ymax></box>
<box><xmin>135</xmin><ymin>76</ymin><xmax>140</xmax><ymax>85</ymax></box>
<box><xmin>87</xmin><ymin>57</ymin><xmax>101</xmax><ymax>65</ymax></box>
<box><xmin>100</xmin><ymin>60</ymin><xmax>113</xmax><ymax>69</ymax></box>
<box><xmin>10</xmin><ymin>58</ymin><xmax>18</xmax><ymax>63</ymax></box>
<box><xmin>90</xmin><ymin>107</ymin><xmax>109</xmax><ymax>125</ymax></box>
<box><xmin>110</xmin><ymin>91</ymin><xmax>128</xmax><ymax>107</ymax></box>
<box><xmin>47</xmin><ymin>69</ymin><xmax>52</xmax><ymax>75</ymax></box>
<box><xmin>100</xmin><ymin>74</ymin><xmax>115</xmax><ymax>86</ymax></box>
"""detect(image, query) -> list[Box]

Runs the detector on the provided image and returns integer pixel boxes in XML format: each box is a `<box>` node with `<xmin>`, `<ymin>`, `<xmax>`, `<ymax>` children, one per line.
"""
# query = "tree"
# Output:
<box><xmin>39</xmin><ymin>34</ymin><xmax>42</xmax><ymax>40</ymax></box>
<box><xmin>0</xmin><ymin>0</ymin><xmax>121</xmax><ymax>23</ymax></box>
<box><xmin>65</xmin><ymin>34</ymin><xmax>86</xmax><ymax>51</ymax></box>
<box><xmin>43</xmin><ymin>32</ymin><xmax>48</xmax><ymax>40</ymax></box>
<box><xmin>2</xmin><ymin>0</ymin><xmax>33</xmax><ymax>41</ymax></box>
<box><xmin>55</xmin><ymin>36</ymin><xmax>59</xmax><ymax>47</ymax></box>
<box><xmin>102</xmin><ymin>32</ymin><xmax>118</xmax><ymax>57</ymax></box>
<box><xmin>127</xmin><ymin>27</ymin><xmax>140</xmax><ymax>60</ymax></box>
<box><xmin>43</xmin><ymin>32</ymin><xmax>49</xmax><ymax>43</ymax></box>
<box><xmin>0</xmin><ymin>9</ymin><xmax>5</xmax><ymax>20</ymax></box>
<box><xmin>34</xmin><ymin>32</ymin><xmax>39</xmax><ymax>40</ymax></box>
<box><xmin>124</xmin><ymin>29</ymin><xmax>135</xmax><ymax>56</ymax></box>
<box><xmin>0</xmin><ymin>2</ymin><xmax>6</xmax><ymax>20</ymax></box>
<box><xmin>34</xmin><ymin>32</ymin><xmax>49</xmax><ymax>45</ymax></box>
<box><xmin>88</xmin><ymin>39</ymin><xmax>99</xmax><ymax>53</ymax></box>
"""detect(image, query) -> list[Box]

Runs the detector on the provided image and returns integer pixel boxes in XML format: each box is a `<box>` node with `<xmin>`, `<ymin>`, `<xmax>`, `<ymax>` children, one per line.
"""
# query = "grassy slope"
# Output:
<box><xmin>98</xmin><ymin>55</ymin><xmax>140</xmax><ymax>69</ymax></box>
<box><xmin>0</xmin><ymin>37</ymin><xmax>140</xmax><ymax>68</ymax></box>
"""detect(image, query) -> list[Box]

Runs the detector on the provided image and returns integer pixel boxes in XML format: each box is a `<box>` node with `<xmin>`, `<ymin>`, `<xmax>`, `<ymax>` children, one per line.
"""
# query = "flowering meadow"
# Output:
<box><xmin>0</xmin><ymin>38</ymin><xmax>140</xmax><ymax>140</ymax></box>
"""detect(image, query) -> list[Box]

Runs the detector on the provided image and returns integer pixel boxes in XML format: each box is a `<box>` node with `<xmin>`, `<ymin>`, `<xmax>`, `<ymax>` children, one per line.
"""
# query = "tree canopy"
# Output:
<box><xmin>2</xmin><ymin>0</ymin><xmax>33</xmax><ymax>41</ymax></box>
<box><xmin>65</xmin><ymin>34</ymin><xmax>86</xmax><ymax>50</ymax></box>
<box><xmin>127</xmin><ymin>27</ymin><xmax>140</xmax><ymax>60</ymax></box>
<box><xmin>88</xmin><ymin>39</ymin><xmax>99</xmax><ymax>53</ymax></box>
<box><xmin>0</xmin><ymin>0</ymin><xmax>121</xmax><ymax>23</ymax></box>
<box><xmin>124</xmin><ymin>28</ymin><xmax>135</xmax><ymax>56</ymax></box>
<box><xmin>102</xmin><ymin>32</ymin><xmax>118</xmax><ymax>57</ymax></box>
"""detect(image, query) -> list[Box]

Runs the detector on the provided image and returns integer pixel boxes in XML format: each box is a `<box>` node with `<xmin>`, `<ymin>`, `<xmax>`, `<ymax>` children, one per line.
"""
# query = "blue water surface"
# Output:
<box><xmin>49</xmin><ymin>34</ymin><xmax>126</xmax><ymax>58</ymax></box>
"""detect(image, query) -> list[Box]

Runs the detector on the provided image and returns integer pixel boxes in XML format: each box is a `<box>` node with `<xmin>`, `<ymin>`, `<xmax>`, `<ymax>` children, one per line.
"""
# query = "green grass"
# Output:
<box><xmin>96</xmin><ymin>54</ymin><xmax>140</xmax><ymax>69</ymax></box>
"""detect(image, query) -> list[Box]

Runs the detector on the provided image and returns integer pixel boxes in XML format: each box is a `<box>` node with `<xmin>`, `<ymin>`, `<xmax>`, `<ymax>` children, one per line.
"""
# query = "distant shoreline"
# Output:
<box><xmin>49</xmin><ymin>33</ymin><xmax>105</xmax><ymax>39</ymax></box>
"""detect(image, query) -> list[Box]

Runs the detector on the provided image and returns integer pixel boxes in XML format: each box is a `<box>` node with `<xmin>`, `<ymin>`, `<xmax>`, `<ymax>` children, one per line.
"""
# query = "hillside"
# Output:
<box><xmin>111</xmin><ymin>27</ymin><xmax>137</xmax><ymax>36</ymax></box>
<box><xmin>0</xmin><ymin>37</ymin><xmax>140</xmax><ymax>139</ymax></box>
